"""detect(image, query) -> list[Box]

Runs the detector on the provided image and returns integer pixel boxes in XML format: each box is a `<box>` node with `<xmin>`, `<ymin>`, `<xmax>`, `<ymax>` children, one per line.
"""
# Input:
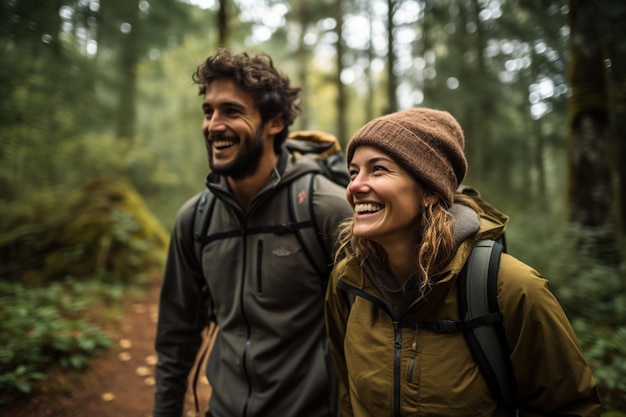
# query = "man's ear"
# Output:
<box><xmin>267</xmin><ymin>114</ymin><xmax>285</xmax><ymax>135</ymax></box>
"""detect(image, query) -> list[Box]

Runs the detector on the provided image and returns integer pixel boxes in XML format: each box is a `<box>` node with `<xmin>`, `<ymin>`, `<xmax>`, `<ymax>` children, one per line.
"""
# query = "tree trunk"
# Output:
<box><xmin>470</xmin><ymin>0</ymin><xmax>496</xmax><ymax>184</ymax></box>
<box><xmin>218</xmin><ymin>0</ymin><xmax>228</xmax><ymax>46</ymax></box>
<box><xmin>365</xmin><ymin>0</ymin><xmax>376</xmax><ymax>123</ymax></box>
<box><xmin>115</xmin><ymin>0</ymin><xmax>140</xmax><ymax>142</ymax></box>
<box><xmin>567</xmin><ymin>0</ymin><xmax>620</xmax><ymax>264</ymax></box>
<box><xmin>296</xmin><ymin>0</ymin><xmax>310</xmax><ymax>130</ymax></box>
<box><xmin>386</xmin><ymin>0</ymin><xmax>397</xmax><ymax>113</ymax></box>
<box><xmin>611</xmin><ymin>52</ymin><xmax>626</xmax><ymax>238</ymax></box>
<box><xmin>601</xmin><ymin>4</ymin><xmax>626</xmax><ymax>238</ymax></box>
<box><xmin>335</xmin><ymin>0</ymin><xmax>348</xmax><ymax>142</ymax></box>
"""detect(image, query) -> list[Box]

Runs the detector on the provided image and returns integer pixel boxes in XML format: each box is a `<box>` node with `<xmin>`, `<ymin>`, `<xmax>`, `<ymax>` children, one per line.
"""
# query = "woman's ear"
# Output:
<box><xmin>423</xmin><ymin>192</ymin><xmax>439</xmax><ymax>207</ymax></box>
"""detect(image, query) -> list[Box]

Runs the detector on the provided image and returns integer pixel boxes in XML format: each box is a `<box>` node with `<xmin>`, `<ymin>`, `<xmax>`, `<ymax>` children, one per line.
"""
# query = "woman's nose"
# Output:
<box><xmin>348</xmin><ymin>172</ymin><xmax>369</xmax><ymax>194</ymax></box>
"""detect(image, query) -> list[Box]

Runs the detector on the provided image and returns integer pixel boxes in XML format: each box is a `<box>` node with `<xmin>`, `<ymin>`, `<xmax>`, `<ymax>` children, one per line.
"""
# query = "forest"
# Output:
<box><xmin>0</xmin><ymin>0</ymin><xmax>625</xmax><ymax>414</ymax></box>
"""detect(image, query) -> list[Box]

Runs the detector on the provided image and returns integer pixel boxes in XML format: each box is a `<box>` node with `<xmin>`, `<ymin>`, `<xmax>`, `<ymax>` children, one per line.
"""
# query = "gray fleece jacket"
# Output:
<box><xmin>154</xmin><ymin>147</ymin><xmax>352</xmax><ymax>417</ymax></box>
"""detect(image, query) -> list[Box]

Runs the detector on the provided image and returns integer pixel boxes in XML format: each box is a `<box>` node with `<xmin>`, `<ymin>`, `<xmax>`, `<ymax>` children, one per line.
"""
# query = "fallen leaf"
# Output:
<box><xmin>136</xmin><ymin>366</ymin><xmax>151</xmax><ymax>377</ymax></box>
<box><xmin>119</xmin><ymin>339</ymin><xmax>132</xmax><ymax>349</ymax></box>
<box><xmin>101</xmin><ymin>392</ymin><xmax>115</xmax><ymax>401</ymax></box>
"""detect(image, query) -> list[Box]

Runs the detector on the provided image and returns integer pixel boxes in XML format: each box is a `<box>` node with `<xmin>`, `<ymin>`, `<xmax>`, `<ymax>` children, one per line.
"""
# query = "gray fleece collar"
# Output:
<box><xmin>449</xmin><ymin>204</ymin><xmax>480</xmax><ymax>248</ymax></box>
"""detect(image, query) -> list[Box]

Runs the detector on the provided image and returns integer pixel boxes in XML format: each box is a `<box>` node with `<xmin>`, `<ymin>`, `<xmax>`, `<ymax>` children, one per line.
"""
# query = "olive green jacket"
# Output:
<box><xmin>325</xmin><ymin>207</ymin><xmax>601</xmax><ymax>417</ymax></box>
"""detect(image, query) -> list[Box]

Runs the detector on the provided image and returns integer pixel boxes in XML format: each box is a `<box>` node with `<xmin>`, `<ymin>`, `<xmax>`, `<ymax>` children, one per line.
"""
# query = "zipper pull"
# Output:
<box><xmin>412</xmin><ymin>323</ymin><xmax>419</xmax><ymax>351</ymax></box>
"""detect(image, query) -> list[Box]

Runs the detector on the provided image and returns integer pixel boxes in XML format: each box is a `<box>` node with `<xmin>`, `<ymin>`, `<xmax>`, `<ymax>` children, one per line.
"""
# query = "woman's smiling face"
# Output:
<box><xmin>347</xmin><ymin>145</ymin><xmax>427</xmax><ymax>248</ymax></box>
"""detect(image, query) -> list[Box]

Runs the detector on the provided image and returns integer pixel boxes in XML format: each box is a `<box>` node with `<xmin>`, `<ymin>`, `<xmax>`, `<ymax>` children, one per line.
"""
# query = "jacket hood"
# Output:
<box><xmin>204</xmin><ymin>145</ymin><xmax>326</xmax><ymax>197</ymax></box>
<box><xmin>474</xmin><ymin>194</ymin><xmax>509</xmax><ymax>242</ymax></box>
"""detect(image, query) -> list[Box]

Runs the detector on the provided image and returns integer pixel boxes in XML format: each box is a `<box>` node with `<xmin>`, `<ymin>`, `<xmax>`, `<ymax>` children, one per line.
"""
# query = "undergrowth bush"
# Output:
<box><xmin>504</xmin><ymin>208</ymin><xmax>626</xmax><ymax>411</ymax></box>
<box><xmin>0</xmin><ymin>278</ymin><xmax>126</xmax><ymax>403</ymax></box>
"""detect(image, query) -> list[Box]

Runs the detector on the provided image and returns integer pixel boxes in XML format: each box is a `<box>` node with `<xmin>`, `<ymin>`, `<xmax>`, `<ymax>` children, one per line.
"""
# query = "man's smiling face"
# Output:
<box><xmin>201</xmin><ymin>79</ymin><xmax>266</xmax><ymax>179</ymax></box>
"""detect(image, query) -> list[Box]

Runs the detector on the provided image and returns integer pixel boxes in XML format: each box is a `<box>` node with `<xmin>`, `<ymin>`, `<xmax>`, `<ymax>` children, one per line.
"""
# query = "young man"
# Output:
<box><xmin>153</xmin><ymin>49</ymin><xmax>352</xmax><ymax>417</ymax></box>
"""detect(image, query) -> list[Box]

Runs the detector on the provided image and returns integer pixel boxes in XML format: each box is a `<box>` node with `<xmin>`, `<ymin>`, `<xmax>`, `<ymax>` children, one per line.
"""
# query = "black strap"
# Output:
<box><xmin>399</xmin><ymin>312</ymin><xmax>502</xmax><ymax>333</ymax></box>
<box><xmin>288</xmin><ymin>173</ymin><xmax>332</xmax><ymax>283</ymax></box>
<box><xmin>459</xmin><ymin>239</ymin><xmax>517</xmax><ymax>413</ymax></box>
<box><xmin>194</xmin><ymin>220</ymin><xmax>315</xmax><ymax>246</ymax></box>
<box><xmin>193</xmin><ymin>189</ymin><xmax>216</xmax><ymax>267</ymax></box>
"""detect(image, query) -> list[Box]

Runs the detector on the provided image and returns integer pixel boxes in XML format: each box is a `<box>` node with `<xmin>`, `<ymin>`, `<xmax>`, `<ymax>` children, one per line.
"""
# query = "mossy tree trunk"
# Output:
<box><xmin>567</xmin><ymin>0</ymin><xmax>620</xmax><ymax>264</ymax></box>
<box><xmin>114</xmin><ymin>0</ymin><xmax>141</xmax><ymax>142</ymax></box>
<box><xmin>601</xmin><ymin>2</ymin><xmax>626</xmax><ymax>238</ymax></box>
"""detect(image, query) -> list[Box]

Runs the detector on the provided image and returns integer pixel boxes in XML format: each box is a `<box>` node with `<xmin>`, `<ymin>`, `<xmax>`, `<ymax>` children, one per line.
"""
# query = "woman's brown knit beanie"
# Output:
<box><xmin>346</xmin><ymin>108</ymin><xmax>467</xmax><ymax>205</ymax></box>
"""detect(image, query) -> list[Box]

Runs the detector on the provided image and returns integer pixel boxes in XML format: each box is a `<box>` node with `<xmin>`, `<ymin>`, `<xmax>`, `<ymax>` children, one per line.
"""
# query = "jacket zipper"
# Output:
<box><xmin>240</xmin><ymin>220</ymin><xmax>253</xmax><ymax>417</ymax></box>
<box><xmin>256</xmin><ymin>240</ymin><xmax>263</xmax><ymax>293</ymax></box>
<box><xmin>393</xmin><ymin>321</ymin><xmax>402</xmax><ymax>417</ymax></box>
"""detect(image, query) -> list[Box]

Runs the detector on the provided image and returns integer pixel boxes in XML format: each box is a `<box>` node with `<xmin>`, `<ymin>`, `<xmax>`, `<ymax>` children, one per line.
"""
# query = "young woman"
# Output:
<box><xmin>324</xmin><ymin>108</ymin><xmax>601</xmax><ymax>417</ymax></box>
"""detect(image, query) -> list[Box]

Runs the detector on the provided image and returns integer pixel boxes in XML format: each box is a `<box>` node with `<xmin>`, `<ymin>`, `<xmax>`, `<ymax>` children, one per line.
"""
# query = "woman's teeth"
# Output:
<box><xmin>355</xmin><ymin>203</ymin><xmax>382</xmax><ymax>214</ymax></box>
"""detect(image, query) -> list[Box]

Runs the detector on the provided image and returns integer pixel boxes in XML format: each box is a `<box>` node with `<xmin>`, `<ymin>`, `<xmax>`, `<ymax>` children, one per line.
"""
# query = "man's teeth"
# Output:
<box><xmin>355</xmin><ymin>203</ymin><xmax>382</xmax><ymax>214</ymax></box>
<box><xmin>214</xmin><ymin>140</ymin><xmax>235</xmax><ymax>149</ymax></box>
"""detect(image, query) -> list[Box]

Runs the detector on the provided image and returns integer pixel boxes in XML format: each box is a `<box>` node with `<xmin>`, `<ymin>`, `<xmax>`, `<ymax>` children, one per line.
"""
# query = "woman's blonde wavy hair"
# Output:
<box><xmin>334</xmin><ymin>193</ymin><xmax>482</xmax><ymax>292</ymax></box>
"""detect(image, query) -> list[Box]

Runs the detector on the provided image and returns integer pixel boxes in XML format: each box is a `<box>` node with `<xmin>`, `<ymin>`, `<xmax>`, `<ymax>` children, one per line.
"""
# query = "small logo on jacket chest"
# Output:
<box><xmin>273</xmin><ymin>247</ymin><xmax>292</xmax><ymax>257</ymax></box>
<box><xmin>298</xmin><ymin>189</ymin><xmax>307</xmax><ymax>205</ymax></box>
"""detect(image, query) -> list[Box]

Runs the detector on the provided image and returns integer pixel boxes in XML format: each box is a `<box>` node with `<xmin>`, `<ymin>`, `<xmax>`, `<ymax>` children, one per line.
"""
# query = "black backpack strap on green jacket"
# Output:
<box><xmin>288</xmin><ymin>172</ymin><xmax>332</xmax><ymax>288</ymax></box>
<box><xmin>458</xmin><ymin>239</ymin><xmax>517</xmax><ymax>414</ymax></box>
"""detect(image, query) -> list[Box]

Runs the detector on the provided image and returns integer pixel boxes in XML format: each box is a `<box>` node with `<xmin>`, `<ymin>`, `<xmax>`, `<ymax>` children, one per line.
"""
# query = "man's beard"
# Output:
<box><xmin>208</xmin><ymin>128</ymin><xmax>265</xmax><ymax>180</ymax></box>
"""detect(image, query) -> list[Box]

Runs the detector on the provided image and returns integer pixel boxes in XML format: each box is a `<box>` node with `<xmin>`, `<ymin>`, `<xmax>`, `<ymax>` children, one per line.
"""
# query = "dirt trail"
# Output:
<box><xmin>1</xmin><ymin>277</ymin><xmax>211</xmax><ymax>417</ymax></box>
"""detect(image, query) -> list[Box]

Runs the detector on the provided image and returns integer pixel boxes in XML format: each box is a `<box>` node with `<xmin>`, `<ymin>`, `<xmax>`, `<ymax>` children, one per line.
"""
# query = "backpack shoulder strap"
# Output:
<box><xmin>191</xmin><ymin>188</ymin><xmax>217</xmax><ymax>321</ymax></box>
<box><xmin>288</xmin><ymin>172</ymin><xmax>332</xmax><ymax>288</ymax></box>
<box><xmin>458</xmin><ymin>239</ymin><xmax>517</xmax><ymax>412</ymax></box>
<box><xmin>193</xmin><ymin>189</ymin><xmax>217</xmax><ymax>265</ymax></box>
<box><xmin>190</xmin><ymin>188</ymin><xmax>217</xmax><ymax>413</ymax></box>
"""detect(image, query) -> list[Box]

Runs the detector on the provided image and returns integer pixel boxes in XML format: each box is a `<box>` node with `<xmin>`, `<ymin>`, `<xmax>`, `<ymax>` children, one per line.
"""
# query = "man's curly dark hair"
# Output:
<box><xmin>192</xmin><ymin>48</ymin><xmax>302</xmax><ymax>151</ymax></box>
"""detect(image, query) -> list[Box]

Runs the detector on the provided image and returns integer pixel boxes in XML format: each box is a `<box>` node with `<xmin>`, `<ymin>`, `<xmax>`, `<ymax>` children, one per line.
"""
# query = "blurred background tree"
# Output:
<box><xmin>0</xmin><ymin>0</ymin><xmax>624</xmax><ymax>411</ymax></box>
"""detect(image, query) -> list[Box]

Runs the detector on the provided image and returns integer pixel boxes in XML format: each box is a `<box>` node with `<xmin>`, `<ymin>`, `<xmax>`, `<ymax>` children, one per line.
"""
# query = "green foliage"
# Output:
<box><xmin>503</xmin><ymin>206</ymin><xmax>626</xmax><ymax>410</ymax></box>
<box><xmin>574</xmin><ymin>320</ymin><xmax>626</xmax><ymax>411</ymax></box>
<box><xmin>1</xmin><ymin>0</ymin><xmax>625</xmax><ymax>411</ymax></box>
<box><xmin>0</xmin><ymin>278</ymin><xmax>121</xmax><ymax>403</ymax></box>
<box><xmin>0</xmin><ymin>175</ymin><xmax>169</xmax><ymax>285</ymax></box>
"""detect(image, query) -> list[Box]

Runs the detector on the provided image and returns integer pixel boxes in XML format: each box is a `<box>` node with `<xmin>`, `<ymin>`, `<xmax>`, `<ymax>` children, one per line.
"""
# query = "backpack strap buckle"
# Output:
<box><xmin>432</xmin><ymin>320</ymin><xmax>458</xmax><ymax>333</ymax></box>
